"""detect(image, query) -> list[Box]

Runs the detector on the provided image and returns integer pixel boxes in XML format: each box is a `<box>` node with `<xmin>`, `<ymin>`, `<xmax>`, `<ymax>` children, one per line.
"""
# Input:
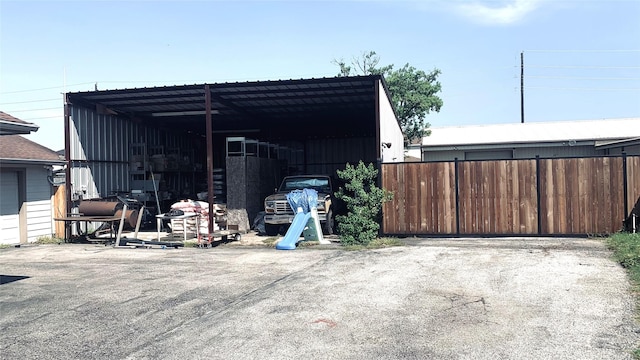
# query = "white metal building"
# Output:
<box><xmin>420</xmin><ymin>118</ymin><xmax>640</xmax><ymax>161</ymax></box>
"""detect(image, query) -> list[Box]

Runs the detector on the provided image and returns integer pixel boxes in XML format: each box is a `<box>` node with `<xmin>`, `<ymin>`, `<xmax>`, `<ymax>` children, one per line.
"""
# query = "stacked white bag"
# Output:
<box><xmin>169</xmin><ymin>200</ymin><xmax>219</xmax><ymax>236</ymax></box>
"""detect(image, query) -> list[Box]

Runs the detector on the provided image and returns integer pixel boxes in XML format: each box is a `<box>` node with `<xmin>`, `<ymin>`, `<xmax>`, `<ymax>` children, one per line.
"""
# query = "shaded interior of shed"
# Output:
<box><xmin>66</xmin><ymin>76</ymin><xmax>382</xmax><ymax>219</ymax></box>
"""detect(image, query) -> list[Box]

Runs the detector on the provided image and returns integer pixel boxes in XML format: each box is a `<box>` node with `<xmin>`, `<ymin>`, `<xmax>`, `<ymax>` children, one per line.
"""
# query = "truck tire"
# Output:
<box><xmin>265</xmin><ymin>224</ymin><xmax>280</xmax><ymax>236</ymax></box>
<box><xmin>322</xmin><ymin>209</ymin><xmax>334</xmax><ymax>235</ymax></box>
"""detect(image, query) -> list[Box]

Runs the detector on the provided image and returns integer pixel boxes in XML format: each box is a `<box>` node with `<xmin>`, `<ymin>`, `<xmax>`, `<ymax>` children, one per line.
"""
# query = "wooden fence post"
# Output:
<box><xmin>536</xmin><ymin>156</ymin><xmax>542</xmax><ymax>235</ymax></box>
<box><xmin>454</xmin><ymin>158</ymin><xmax>460</xmax><ymax>236</ymax></box>
<box><xmin>623</xmin><ymin>152</ymin><xmax>628</xmax><ymax>219</ymax></box>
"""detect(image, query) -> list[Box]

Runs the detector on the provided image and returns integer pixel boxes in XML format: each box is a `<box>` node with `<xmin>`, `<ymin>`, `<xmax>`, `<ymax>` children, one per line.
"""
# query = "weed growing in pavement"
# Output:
<box><xmin>262</xmin><ymin>237</ymin><xmax>279</xmax><ymax>246</ymax></box>
<box><xmin>342</xmin><ymin>237</ymin><xmax>404</xmax><ymax>251</ymax></box>
<box><xmin>606</xmin><ymin>232</ymin><xmax>640</xmax><ymax>359</ymax></box>
<box><xmin>607</xmin><ymin>232</ymin><xmax>640</xmax><ymax>289</ymax></box>
<box><xmin>36</xmin><ymin>235</ymin><xmax>63</xmax><ymax>245</ymax></box>
<box><xmin>183</xmin><ymin>240</ymin><xmax>199</xmax><ymax>248</ymax></box>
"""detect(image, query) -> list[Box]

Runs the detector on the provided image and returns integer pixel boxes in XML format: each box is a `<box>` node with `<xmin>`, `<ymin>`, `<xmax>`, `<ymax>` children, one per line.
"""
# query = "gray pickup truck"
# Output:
<box><xmin>263</xmin><ymin>175</ymin><xmax>336</xmax><ymax>236</ymax></box>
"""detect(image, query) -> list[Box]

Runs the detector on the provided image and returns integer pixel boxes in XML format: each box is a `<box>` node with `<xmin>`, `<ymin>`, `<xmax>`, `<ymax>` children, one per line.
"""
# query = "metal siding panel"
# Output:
<box><xmin>70</xmin><ymin>104</ymin><xmax>207</xmax><ymax>204</ymax></box>
<box><xmin>515</xmin><ymin>146</ymin><xmax>601</xmax><ymax>159</ymax></box>
<box><xmin>624</xmin><ymin>145</ymin><xmax>640</xmax><ymax>155</ymax></box>
<box><xmin>423</xmin><ymin>150</ymin><xmax>465</xmax><ymax>162</ymax></box>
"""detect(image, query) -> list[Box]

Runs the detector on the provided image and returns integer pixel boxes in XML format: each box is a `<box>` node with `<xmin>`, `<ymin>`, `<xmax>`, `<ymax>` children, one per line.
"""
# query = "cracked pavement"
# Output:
<box><xmin>0</xmin><ymin>238</ymin><xmax>638</xmax><ymax>359</ymax></box>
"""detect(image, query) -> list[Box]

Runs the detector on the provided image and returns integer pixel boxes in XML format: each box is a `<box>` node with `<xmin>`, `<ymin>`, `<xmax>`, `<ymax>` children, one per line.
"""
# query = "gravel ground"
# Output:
<box><xmin>0</xmin><ymin>237</ymin><xmax>638</xmax><ymax>359</ymax></box>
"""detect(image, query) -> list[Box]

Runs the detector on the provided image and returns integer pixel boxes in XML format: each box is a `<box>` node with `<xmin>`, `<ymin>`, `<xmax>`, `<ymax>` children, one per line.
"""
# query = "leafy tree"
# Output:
<box><xmin>332</xmin><ymin>51</ymin><xmax>443</xmax><ymax>145</ymax></box>
<box><xmin>335</xmin><ymin>161</ymin><xmax>393</xmax><ymax>246</ymax></box>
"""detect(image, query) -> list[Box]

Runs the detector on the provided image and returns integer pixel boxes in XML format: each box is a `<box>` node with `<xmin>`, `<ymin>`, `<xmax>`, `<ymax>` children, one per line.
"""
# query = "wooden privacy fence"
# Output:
<box><xmin>381</xmin><ymin>155</ymin><xmax>640</xmax><ymax>236</ymax></box>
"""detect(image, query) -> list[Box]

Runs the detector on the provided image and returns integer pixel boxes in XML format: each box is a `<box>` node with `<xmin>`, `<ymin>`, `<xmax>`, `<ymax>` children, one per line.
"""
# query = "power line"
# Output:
<box><xmin>526</xmin><ymin>75</ymin><xmax>640</xmax><ymax>81</ymax></box>
<box><xmin>526</xmin><ymin>86</ymin><xmax>640</xmax><ymax>91</ymax></box>
<box><xmin>6</xmin><ymin>107</ymin><xmax>61</xmax><ymax>113</ymax></box>
<box><xmin>0</xmin><ymin>98</ymin><xmax>59</xmax><ymax>105</ymax></box>
<box><xmin>20</xmin><ymin>115</ymin><xmax>61</xmax><ymax>120</ymax></box>
<box><xmin>524</xmin><ymin>65</ymin><xmax>640</xmax><ymax>70</ymax></box>
<box><xmin>525</xmin><ymin>49</ymin><xmax>640</xmax><ymax>53</ymax></box>
<box><xmin>0</xmin><ymin>82</ymin><xmax>95</xmax><ymax>94</ymax></box>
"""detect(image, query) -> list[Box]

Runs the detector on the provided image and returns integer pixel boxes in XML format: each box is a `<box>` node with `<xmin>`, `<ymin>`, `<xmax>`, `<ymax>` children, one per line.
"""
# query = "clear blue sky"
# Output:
<box><xmin>1</xmin><ymin>0</ymin><xmax>639</xmax><ymax>151</ymax></box>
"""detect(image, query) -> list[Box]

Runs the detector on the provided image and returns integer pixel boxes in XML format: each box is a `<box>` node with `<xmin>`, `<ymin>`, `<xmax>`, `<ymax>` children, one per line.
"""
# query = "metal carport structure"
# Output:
<box><xmin>64</xmin><ymin>75</ymin><xmax>404</xmax><ymax>236</ymax></box>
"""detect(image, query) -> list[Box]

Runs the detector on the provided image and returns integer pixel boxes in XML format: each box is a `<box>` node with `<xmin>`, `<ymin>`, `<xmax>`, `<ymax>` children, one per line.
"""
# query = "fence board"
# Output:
<box><xmin>628</xmin><ymin>156</ymin><xmax>640</xmax><ymax>214</ymax></box>
<box><xmin>381</xmin><ymin>155</ymin><xmax>637</xmax><ymax>236</ymax></box>
<box><xmin>382</xmin><ymin>162</ymin><xmax>455</xmax><ymax>234</ymax></box>
<box><xmin>53</xmin><ymin>185</ymin><xmax>66</xmax><ymax>238</ymax></box>
<box><xmin>456</xmin><ymin>160</ymin><xmax>537</xmax><ymax>235</ymax></box>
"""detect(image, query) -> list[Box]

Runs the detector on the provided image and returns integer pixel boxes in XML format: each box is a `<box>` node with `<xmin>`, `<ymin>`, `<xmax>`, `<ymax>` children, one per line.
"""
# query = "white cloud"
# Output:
<box><xmin>454</xmin><ymin>0</ymin><xmax>543</xmax><ymax>25</ymax></box>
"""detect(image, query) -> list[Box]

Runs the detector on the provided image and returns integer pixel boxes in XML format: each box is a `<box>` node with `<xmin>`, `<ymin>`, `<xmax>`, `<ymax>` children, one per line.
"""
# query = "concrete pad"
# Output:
<box><xmin>0</xmin><ymin>238</ymin><xmax>638</xmax><ymax>359</ymax></box>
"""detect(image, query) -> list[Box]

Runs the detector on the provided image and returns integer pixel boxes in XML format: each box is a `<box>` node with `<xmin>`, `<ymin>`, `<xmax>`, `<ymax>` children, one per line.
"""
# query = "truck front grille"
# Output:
<box><xmin>274</xmin><ymin>202</ymin><xmax>293</xmax><ymax>214</ymax></box>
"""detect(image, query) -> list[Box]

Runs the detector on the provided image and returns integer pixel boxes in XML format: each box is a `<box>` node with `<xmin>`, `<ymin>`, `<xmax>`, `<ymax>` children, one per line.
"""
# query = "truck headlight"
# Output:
<box><xmin>265</xmin><ymin>201</ymin><xmax>275</xmax><ymax>213</ymax></box>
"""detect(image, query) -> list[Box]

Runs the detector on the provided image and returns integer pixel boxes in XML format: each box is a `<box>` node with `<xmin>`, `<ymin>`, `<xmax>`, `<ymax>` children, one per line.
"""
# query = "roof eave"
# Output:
<box><xmin>0</xmin><ymin>120</ymin><xmax>40</xmax><ymax>135</ymax></box>
<box><xmin>0</xmin><ymin>158</ymin><xmax>65</xmax><ymax>165</ymax></box>
<box><xmin>421</xmin><ymin>140</ymin><xmax>596</xmax><ymax>152</ymax></box>
<box><xmin>595</xmin><ymin>137</ymin><xmax>640</xmax><ymax>149</ymax></box>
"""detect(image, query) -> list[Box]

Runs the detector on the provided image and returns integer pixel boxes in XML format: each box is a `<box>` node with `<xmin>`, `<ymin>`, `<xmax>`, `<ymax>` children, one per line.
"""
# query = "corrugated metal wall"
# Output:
<box><xmin>69</xmin><ymin>106</ymin><xmax>202</xmax><ymax>200</ymax></box>
<box><xmin>608</xmin><ymin>145</ymin><xmax>640</xmax><ymax>156</ymax></box>
<box><xmin>277</xmin><ymin>137</ymin><xmax>377</xmax><ymax>178</ymax></box>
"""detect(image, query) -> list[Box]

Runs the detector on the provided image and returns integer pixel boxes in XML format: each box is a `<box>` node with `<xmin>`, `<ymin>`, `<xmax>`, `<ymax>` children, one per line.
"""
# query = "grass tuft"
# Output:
<box><xmin>262</xmin><ymin>237</ymin><xmax>279</xmax><ymax>246</ymax></box>
<box><xmin>342</xmin><ymin>237</ymin><xmax>404</xmax><ymax>251</ymax></box>
<box><xmin>606</xmin><ymin>232</ymin><xmax>640</xmax><ymax>359</ymax></box>
<box><xmin>36</xmin><ymin>235</ymin><xmax>63</xmax><ymax>245</ymax></box>
<box><xmin>607</xmin><ymin>233</ymin><xmax>640</xmax><ymax>288</ymax></box>
<box><xmin>183</xmin><ymin>240</ymin><xmax>199</xmax><ymax>248</ymax></box>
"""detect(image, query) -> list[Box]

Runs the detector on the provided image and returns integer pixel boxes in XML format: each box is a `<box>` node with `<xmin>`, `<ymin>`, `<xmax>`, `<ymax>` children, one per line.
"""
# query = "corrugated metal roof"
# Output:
<box><xmin>67</xmin><ymin>76</ymin><xmax>384</xmax><ymax>141</ymax></box>
<box><xmin>422</xmin><ymin>118</ymin><xmax>640</xmax><ymax>147</ymax></box>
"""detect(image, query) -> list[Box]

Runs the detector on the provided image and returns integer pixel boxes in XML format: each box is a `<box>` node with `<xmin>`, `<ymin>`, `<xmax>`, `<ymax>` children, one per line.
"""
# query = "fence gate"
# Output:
<box><xmin>381</xmin><ymin>155</ymin><xmax>640</xmax><ymax>236</ymax></box>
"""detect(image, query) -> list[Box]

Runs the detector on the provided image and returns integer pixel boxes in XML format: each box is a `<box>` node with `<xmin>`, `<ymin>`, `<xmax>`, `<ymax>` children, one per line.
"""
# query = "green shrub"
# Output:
<box><xmin>335</xmin><ymin>161</ymin><xmax>392</xmax><ymax>246</ymax></box>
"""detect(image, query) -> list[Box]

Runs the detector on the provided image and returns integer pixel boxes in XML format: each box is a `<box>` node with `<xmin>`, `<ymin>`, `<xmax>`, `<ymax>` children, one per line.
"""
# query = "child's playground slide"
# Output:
<box><xmin>275</xmin><ymin>211</ymin><xmax>312</xmax><ymax>250</ymax></box>
<box><xmin>275</xmin><ymin>188</ymin><xmax>328</xmax><ymax>250</ymax></box>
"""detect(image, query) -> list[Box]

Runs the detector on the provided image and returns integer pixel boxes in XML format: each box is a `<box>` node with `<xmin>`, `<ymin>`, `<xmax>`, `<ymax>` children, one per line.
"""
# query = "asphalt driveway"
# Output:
<box><xmin>0</xmin><ymin>238</ymin><xmax>638</xmax><ymax>359</ymax></box>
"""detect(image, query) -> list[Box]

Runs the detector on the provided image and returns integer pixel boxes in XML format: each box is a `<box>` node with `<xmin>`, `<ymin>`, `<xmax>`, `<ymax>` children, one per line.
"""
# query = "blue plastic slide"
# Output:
<box><xmin>276</xmin><ymin>212</ymin><xmax>312</xmax><ymax>250</ymax></box>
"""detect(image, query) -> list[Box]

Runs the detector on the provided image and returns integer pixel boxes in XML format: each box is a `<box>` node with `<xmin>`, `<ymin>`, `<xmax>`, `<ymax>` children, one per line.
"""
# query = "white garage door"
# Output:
<box><xmin>0</xmin><ymin>171</ymin><xmax>20</xmax><ymax>244</ymax></box>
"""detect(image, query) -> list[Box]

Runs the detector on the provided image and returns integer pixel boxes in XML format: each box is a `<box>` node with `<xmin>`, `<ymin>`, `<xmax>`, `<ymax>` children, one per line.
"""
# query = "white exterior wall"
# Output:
<box><xmin>378</xmin><ymin>80</ymin><xmax>404</xmax><ymax>163</ymax></box>
<box><xmin>0</xmin><ymin>165</ymin><xmax>54</xmax><ymax>245</ymax></box>
<box><xmin>25</xmin><ymin>166</ymin><xmax>54</xmax><ymax>242</ymax></box>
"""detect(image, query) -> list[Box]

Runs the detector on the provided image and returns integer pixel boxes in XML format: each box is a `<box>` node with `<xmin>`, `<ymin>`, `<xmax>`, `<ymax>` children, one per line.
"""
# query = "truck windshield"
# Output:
<box><xmin>280</xmin><ymin>177</ymin><xmax>330</xmax><ymax>193</ymax></box>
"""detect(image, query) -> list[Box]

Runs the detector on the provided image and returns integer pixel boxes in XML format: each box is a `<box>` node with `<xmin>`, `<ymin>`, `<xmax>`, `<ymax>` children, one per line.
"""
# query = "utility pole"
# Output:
<box><xmin>521</xmin><ymin>51</ymin><xmax>525</xmax><ymax>123</ymax></box>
